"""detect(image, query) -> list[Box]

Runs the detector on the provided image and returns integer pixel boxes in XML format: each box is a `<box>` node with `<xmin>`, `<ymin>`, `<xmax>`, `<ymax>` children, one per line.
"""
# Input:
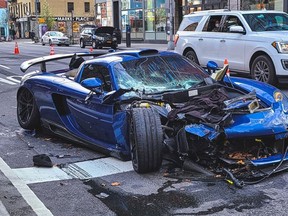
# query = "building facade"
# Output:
<box><xmin>4</xmin><ymin>0</ymin><xmax>288</xmax><ymax>42</ymax></box>
<box><xmin>8</xmin><ymin>0</ymin><xmax>95</xmax><ymax>40</ymax></box>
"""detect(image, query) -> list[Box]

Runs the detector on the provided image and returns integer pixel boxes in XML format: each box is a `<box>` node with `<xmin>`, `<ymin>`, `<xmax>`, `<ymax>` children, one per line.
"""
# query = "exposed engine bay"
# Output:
<box><xmin>126</xmin><ymin>83</ymin><xmax>288</xmax><ymax>187</ymax></box>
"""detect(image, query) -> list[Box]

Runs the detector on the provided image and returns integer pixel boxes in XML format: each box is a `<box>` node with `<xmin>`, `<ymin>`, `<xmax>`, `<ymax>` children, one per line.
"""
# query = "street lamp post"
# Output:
<box><xmin>35</xmin><ymin>0</ymin><xmax>39</xmax><ymax>39</ymax></box>
<box><xmin>167</xmin><ymin>0</ymin><xmax>174</xmax><ymax>50</ymax></box>
<box><xmin>6</xmin><ymin>0</ymin><xmax>10</xmax><ymax>41</ymax></box>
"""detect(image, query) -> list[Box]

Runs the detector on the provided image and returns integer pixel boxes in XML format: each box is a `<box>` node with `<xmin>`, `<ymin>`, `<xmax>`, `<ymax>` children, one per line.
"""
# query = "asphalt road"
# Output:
<box><xmin>1</xmin><ymin>40</ymin><xmax>288</xmax><ymax>216</ymax></box>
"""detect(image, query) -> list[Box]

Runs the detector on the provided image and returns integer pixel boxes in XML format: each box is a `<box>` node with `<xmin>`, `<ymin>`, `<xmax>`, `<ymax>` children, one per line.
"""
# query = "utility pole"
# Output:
<box><xmin>167</xmin><ymin>0</ymin><xmax>174</xmax><ymax>50</ymax></box>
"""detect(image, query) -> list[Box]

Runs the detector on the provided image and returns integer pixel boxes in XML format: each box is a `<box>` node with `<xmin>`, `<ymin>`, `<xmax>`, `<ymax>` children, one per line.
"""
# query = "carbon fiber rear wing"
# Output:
<box><xmin>20</xmin><ymin>52</ymin><xmax>105</xmax><ymax>73</ymax></box>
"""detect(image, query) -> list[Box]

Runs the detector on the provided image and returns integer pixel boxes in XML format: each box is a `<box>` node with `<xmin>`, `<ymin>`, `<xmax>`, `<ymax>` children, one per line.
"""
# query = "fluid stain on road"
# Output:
<box><xmin>85</xmin><ymin>179</ymin><xmax>198</xmax><ymax>216</ymax></box>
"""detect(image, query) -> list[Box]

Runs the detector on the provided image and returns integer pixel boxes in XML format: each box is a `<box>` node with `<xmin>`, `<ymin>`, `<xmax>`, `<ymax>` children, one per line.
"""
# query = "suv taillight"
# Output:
<box><xmin>174</xmin><ymin>34</ymin><xmax>179</xmax><ymax>46</ymax></box>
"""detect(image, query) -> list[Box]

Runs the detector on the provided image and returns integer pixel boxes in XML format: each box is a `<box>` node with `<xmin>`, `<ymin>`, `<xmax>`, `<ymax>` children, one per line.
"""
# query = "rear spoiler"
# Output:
<box><xmin>20</xmin><ymin>52</ymin><xmax>105</xmax><ymax>73</ymax></box>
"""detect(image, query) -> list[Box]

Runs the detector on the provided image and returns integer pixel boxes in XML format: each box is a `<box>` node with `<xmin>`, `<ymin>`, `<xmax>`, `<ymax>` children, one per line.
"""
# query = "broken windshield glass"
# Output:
<box><xmin>113</xmin><ymin>55</ymin><xmax>208</xmax><ymax>94</ymax></box>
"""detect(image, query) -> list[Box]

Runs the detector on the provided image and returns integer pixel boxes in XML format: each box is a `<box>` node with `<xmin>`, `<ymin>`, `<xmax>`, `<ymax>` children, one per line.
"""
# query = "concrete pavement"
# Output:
<box><xmin>1</xmin><ymin>38</ymin><xmax>173</xmax><ymax>51</ymax></box>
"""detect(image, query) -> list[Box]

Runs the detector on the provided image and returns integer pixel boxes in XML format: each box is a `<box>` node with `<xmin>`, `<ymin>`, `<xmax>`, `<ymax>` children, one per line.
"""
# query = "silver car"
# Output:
<box><xmin>41</xmin><ymin>31</ymin><xmax>70</xmax><ymax>46</ymax></box>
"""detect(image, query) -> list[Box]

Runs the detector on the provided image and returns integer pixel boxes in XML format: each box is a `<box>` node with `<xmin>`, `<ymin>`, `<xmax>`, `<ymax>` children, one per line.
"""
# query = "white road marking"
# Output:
<box><xmin>62</xmin><ymin>157</ymin><xmax>134</xmax><ymax>179</ymax></box>
<box><xmin>13</xmin><ymin>167</ymin><xmax>72</xmax><ymax>184</ymax></box>
<box><xmin>0</xmin><ymin>77</ymin><xmax>17</xmax><ymax>85</ymax></box>
<box><xmin>6</xmin><ymin>76</ymin><xmax>21</xmax><ymax>83</ymax></box>
<box><xmin>0</xmin><ymin>65</ymin><xmax>10</xmax><ymax>70</ymax></box>
<box><xmin>0</xmin><ymin>200</ymin><xmax>9</xmax><ymax>216</ymax></box>
<box><xmin>0</xmin><ymin>157</ymin><xmax>53</xmax><ymax>216</ymax></box>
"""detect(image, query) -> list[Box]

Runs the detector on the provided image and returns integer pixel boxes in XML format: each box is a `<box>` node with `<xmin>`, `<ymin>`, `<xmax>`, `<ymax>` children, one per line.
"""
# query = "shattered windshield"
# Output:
<box><xmin>243</xmin><ymin>13</ymin><xmax>288</xmax><ymax>31</ymax></box>
<box><xmin>113</xmin><ymin>54</ymin><xmax>208</xmax><ymax>94</ymax></box>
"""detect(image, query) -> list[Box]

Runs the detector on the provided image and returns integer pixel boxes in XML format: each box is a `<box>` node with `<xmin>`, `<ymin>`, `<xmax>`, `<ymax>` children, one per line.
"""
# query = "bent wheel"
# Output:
<box><xmin>185</xmin><ymin>50</ymin><xmax>199</xmax><ymax>65</ymax></box>
<box><xmin>251</xmin><ymin>55</ymin><xmax>277</xmax><ymax>85</ymax></box>
<box><xmin>130</xmin><ymin>108</ymin><xmax>163</xmax><ymax>173</ymax></box>
<box><xmin>17</xmin><ymin>88</ymin><xmax>40</xmax><ymax>130</ymax></box>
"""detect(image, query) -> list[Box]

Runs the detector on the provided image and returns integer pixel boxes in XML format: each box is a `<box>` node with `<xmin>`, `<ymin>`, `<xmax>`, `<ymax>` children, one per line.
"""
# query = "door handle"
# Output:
<box><xmin>199</xmin><ymin>38</ymin><xmax>203</xmax><ymax>41</ymax></box>
<box><xmin>220</xmin><ymin>39</ymin><xmax>225</xmax><ymax>42</ymax></box>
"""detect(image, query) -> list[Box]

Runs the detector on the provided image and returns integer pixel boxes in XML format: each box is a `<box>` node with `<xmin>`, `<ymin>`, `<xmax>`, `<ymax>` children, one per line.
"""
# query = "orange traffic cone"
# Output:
<box><xmin>14</xmin><ymin>42</ymin><xmax>20</xmax><ymax>55</ymax></box>
<box><xmin>50</xmin><ymin>45</ymin><xmax>55</xmax><ymax>55</ymax></box>
<box><xmin>224</xmin><ymin>58</ymin><xmax>230</xmax><ymax>76</ymax></box>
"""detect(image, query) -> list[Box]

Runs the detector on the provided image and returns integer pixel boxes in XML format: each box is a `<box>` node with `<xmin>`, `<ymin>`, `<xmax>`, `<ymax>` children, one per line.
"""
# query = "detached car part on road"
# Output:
<box><xmin>18</xmin><ymin>49</ymin><xmax>288</xmax><ymax>186</ymax></box>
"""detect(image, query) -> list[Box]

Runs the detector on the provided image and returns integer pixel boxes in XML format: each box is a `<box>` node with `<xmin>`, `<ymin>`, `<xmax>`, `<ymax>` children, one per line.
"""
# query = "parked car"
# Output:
<box><xmin>174</xmin><ymin>9</ymin><xmax>288</xmax><ymax>85</ymax></box>
<box><xmin>79</xmin><ymin>26</ymin><xmax>121</xmax><ymax>49</ymax></box>
<box><xmin>41</xmin><ymin>31</ymin><xmax>70</xmax><ymax>46</ymax></box>
<box><xmin>18</xmin><ymin>49</ymin><xmax>288</xmax><ymax>186</ymax></box>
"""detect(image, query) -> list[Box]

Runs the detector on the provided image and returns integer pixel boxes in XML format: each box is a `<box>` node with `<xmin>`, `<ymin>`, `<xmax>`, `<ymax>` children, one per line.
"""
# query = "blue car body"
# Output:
<box><xmin>17</xmin><ymin>49</ymin><xmax>288</xmax><ymax>183</ymax></box>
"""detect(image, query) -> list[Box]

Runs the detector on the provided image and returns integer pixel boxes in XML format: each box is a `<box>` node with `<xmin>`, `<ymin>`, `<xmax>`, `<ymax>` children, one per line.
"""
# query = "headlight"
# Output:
<box><xmin>274</xmin><ymin>91</ymin><xmax>283</xmax><ymax>102</ymax></box>
<box><xmin>95</xmin><ymin>36</ymin><xmax>104</xmax><ymax>41</ymax></box>
<box><xmin>272</xmin><ymin>41</ymin><xmax>288</xmax><ymax>53</ymax></box>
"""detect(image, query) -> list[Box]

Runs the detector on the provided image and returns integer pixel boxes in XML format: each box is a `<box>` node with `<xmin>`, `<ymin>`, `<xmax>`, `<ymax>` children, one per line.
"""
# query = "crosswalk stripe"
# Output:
<box><xmin>0</xmin><ymin>157</ymin><xmax>53</xmax><ymax>216</ymax></box>
<box><xmin>0</xmin><ymin>77</ymin><xmax>17</xmax><ymax>85</ymax></box>
<box><xmin>12</xmin><ymin>157</ymin><xmax>133</xmax><ymax>184</ymax></box>
<box><xmin>0</xmin><ymin>65</ymin><xmax>10</xmax><ymax>70</ymax></box>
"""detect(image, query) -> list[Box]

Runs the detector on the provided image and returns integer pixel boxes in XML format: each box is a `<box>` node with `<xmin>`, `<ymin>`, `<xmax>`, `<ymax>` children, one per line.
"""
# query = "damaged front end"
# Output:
<box><xmin>160</xmin><ymin>83</ymin><xmax>288</xmax><ymax>186</ymax></box>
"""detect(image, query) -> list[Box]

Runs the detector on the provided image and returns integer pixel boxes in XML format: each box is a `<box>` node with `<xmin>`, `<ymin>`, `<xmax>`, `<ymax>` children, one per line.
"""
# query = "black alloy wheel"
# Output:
<box><xmin>17</xmin><ymin>88</ymin><xmax>40</xmax><ymax>130</ymax></box>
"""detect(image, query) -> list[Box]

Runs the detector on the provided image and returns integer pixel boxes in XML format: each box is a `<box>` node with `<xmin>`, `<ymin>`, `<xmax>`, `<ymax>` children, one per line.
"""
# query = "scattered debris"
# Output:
<box><xmin>33</xmin><ymin>154</ymin><xmax>53</xmax><ymax>167</ymax></box>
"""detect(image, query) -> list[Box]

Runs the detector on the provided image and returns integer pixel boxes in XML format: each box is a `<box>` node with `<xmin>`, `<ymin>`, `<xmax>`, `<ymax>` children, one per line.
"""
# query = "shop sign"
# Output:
<box><xmin>55</xmin><ymin>17</ymin><xmax>94</xmax><ymax>22</ymax></box>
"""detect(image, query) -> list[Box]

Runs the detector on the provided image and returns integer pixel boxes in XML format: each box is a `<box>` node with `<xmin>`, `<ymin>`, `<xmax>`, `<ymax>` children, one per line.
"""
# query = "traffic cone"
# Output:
<box><xmin>50</xmin><ymin>45</ymin><xmax>55</xmax><ymax>55</ymax></box>
<box><xmin>224</xmin><ymin>58</ymin><xmax>230</xmax><ymax>76</ymax></box>
<box><xmin>14</xmin><ymin>42</ymin><xmax>20</xmax><ymax>55</ymax></box>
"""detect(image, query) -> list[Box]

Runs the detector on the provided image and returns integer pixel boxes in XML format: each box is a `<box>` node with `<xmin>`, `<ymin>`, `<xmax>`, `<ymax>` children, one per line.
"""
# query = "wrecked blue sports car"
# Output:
<box><xmin>17</xmin><ymin>49</ymin><xmax>288</xmax><ymax>186</ymax></box>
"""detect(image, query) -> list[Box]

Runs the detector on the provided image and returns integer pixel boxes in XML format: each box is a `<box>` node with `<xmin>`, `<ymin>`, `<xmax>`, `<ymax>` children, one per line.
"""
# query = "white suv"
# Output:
<box><xmin>174</xmin><ymin>9</ymin><xmax>288</xmax><ymax>85</ymax></box>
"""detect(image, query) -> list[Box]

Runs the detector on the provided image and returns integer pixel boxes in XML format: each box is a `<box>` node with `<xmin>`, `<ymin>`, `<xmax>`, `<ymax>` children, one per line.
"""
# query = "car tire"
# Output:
<box><xmin>17</xmin><ymin>88</ymin><xmax>41</xmax><ymax>130</ymax></box>
<box><xmin>129</xmin><ymin>108</ymin><xmax>163</xmax><ymax>173</ymax></box>
<box><xmin>92</xmin><ymin>41</ymin><xmax>97</xmax><ymax>49</ymax></box>
<box><xmin>80</xmin><ymin>40</ymin><xmax>85</xmax><ymax>48</ymax></box>
<box><xmin>251</xmin><ymin>55</ymin><xmax>277</xmax><ymax>85</ymax></box>
<box><xmin>41</xmin><ymin>39</ymin><xmax>45</xmax><ymax>46</ymax></box>
<box><xmin>185</xmin><ymin>50</ymin><xmax>199</xmax><ymax>65</ymax></box>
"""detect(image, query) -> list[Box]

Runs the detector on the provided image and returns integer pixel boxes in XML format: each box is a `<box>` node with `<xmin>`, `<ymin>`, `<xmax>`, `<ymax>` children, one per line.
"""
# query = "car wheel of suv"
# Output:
<box><xmin>129</xmin><ymin>108</ymin><xmax>163</xmax><ymax>173</ymax></box>
<box><xmin>251</xmin><ymin>55</ymin><xmax>276</xmax><ymax>85</ymax></box>
<box><xmin>80</xmin><ymin>40</ymin><xmax>85</xmax><ymax>48</ymax></box>
<box><xmin>92</xmin><ymin>41</ymin><xmax>97</xmax><ymax>49</ymax></box>
<box><xmin>185</xmin><ymin>50</ymin><xmax>199</xmax><ymax>65</ymax></box>
<box><xmin>17</xmin><ymin>88</ymin><xmax>40</xmax><ymax>130</ymax></box>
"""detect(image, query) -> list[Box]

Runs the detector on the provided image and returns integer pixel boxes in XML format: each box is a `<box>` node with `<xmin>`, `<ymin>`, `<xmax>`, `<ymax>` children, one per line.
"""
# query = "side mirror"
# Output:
<box><xmin>206</xmin><ymin>61</ymin><xmax>218</xmax><ymax>74</ymax></box>
<box><xmin>81</xmin><ymin>78</ymin><xmax>102</xmax><ymax>89</ymax></box>
<box><xmin>229</xmin><ymin>26</ymin><xmax>245</xmax><ymax>34</ymax></box>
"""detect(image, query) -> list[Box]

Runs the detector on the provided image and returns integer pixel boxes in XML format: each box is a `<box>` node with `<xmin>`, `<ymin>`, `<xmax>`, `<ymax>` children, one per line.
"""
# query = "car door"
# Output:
<box><xmin>196</xmin><ymin>15</ymin><xmax>225</xmax><ymax>66</ymax></box>
<box><xmin>66</xmin><ymin>63</ymin><xmax>117</xmax><ymax>145</ymax></box>
<box><xmin>42</xmin><ymin>32</ymin><xmax>49</xmax><ymax>43</ymax></box>
<box><xmin>217</xmin><ymin>15</ymin><xmax>246</xmax><ymax>71</ymax></box>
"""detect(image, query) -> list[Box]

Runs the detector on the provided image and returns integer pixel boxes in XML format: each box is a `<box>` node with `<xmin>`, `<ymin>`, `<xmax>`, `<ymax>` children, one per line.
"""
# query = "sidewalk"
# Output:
<box><xmin>2</xmin><ymin>38</ymin><xmax>173</xmax><ymax>51</ymax></box>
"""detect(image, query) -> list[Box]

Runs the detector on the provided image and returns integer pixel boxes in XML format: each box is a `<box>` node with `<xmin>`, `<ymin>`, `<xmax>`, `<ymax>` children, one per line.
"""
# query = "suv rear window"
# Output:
<box><xmin>178</xmin><ymin>16</ymin><xmax>203</xmax><ymax>31</ymax></box>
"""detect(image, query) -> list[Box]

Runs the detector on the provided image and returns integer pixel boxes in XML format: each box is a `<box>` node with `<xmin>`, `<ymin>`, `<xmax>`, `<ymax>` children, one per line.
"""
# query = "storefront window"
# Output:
<box><xmin>155</xmin><ymin>8</ymin><xmax>166</xmax><ymax>32</ymax></box>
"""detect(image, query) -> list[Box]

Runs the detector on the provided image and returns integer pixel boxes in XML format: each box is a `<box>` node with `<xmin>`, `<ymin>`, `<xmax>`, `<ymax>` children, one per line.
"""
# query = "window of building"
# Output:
<box><xmin>36</xmin><ymin>1</ymin><xmax>41</xmax><ymax>14</ymax></box>
<box><xmin>84</xmin><ymin>2</ymin><xmax>90</xmax><ymax>13</ymax></box>
<box><xmin>67</xmin><ymin>2</ymin><xmax>74</xmax><ymax>13</ymax></box>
